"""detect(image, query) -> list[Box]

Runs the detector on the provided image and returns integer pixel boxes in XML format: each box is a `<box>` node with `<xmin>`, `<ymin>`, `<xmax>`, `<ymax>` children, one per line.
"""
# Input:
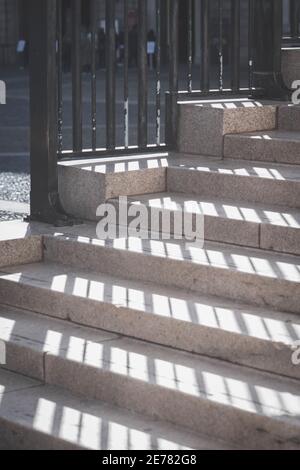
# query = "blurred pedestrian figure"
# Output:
<box><xmin>16</xmin><ymin>39</ymin><xmax>27</xmax><ymax>70</ymax></box>
<box><xmin>147</xmin><ymin>30</ymin><xmax>156</xmax><ymax>70</ymax></box>
<box><xmin>117</xmin><ymin>30</ymin><xmax>125</xmax><ymax>65</ymax></box>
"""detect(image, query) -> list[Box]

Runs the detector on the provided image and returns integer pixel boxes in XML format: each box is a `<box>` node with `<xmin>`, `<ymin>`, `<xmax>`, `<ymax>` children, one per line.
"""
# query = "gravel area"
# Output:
<box><xmin>0</xmin><ymin>172</ymin><xmax>30</xmax><ymax>204</ymax></box>
<box><xmin>0</xmin><ymin>151</ymin><xmax>30</xmax><ymax>220</ymax></box>
<box><xmin>0</xmin><ymin>211</ymin><xmax>26</xmax><ymax>222</ymax></box>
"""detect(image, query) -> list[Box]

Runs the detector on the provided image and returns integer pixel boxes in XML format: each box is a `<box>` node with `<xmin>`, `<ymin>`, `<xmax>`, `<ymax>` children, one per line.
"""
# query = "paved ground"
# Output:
<box><xmin>0</xmin><ymin>67</ymin><xmax>29</xmax><ymax>221</ymax></box>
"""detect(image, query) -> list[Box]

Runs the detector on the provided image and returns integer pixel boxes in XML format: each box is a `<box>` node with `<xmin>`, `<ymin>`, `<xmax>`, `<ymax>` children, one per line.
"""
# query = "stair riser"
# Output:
<box><xmin>2</xmin><ymin>341</ymin><xmax>45</xmax><ymax>381</ymax></box>
<box><xmin>167</xmin><ymin>168</ymin><xmax>300</xmax><ymax>209</ymax></box>
<box><xmin>59</xmin><ymin>165</ymin><xmax>167</xmax><ymax>222</ymax></box>
<box><xmin>0</xmin><ymin>237</ymin><xmax>43</xmax><ymax>269</ymax></box>
<box><xmin>278</xmin><ymin>106</ymin><xmax>300</xmax><ymax>132</ymax></box>
<box><xmin>1</xmin><ymin>280</ymin><xmax>298</xmax><ymax>380</ymax></box>
<box><xmin>224</xmin><ymin>136</ymin><xmax>300</xmax><ymax>165</ymax></box>
<box><xmin>0</xmin><ymin>418</ymin><xmax>83</xmax><ymax>450</ymax></box>
<box><xmin>116</xmin><ymin>202</ymin><xmax>300</xmax><ymax>256</ymax></box>
<box><xmin>53</xmin><ymin>359</ymin><xmax>300</xmax><ymax>450</ymax></box>
<box><xmin>15</xmin><ymin>351</ymin><xmax>300</xmax><ymax>450</ymax></box>
<box><xmin>261</xmin><ymin>225</ymin><xmax>300</xmax><ymax>256</ymax></box>
<box><xmin>111</xmin><ymin>201</ymin><xmax>258</xmax><ymax>250</ymax></box>
<box><xmin>43</xmin><ymin>237</ymin><xmax>300</xmax><ymax>315</ymax></box>
<box><xmin>0</xmin><ymin>366</ymin><xmax>213</xmax><ymax>450</ymax></box>
<box><xmin>4</xmin><ymin>337</ymin><xmax>298</xmax><ymax>450</ymax></box>
<box><xmin>178</xmin><ymin>103</ymin><xmax>277</xmax><ymax>157</ymax></box>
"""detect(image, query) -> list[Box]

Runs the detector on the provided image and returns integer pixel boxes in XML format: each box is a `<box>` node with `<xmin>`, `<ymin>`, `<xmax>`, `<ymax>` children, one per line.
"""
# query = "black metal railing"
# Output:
<box><xmin>53</xmin><ymin>0</ymin><xmax>258</xmax><ymax>159</ymax></box>
<box><xmin>28</xmin><ymin>0</ymin><xmax>291</xmax><ymax>223</ymax></box>
<box><xmin>52</xmin><ymin>0</ymin><xmax>299</xmax><ymax>158</ymax></box>
<box><xmin>283</xmin><ymin>0</ymin><xmax>300</xmax><ymax>44</ymax></box>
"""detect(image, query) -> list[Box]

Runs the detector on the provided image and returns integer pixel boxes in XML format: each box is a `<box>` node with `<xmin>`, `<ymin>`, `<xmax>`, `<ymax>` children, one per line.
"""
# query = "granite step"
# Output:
<box><xmin>177</xmin><ymin>99</ymin><xmax>278</xmax><ymax>157</ymax></box>
<box><xmin>58</xmin><ymin>152</ymin><xmax>300</xmax><ymax>222</ymax></box>
<box><xmin>0</xmin><ymin>265</ymin><xmax>299</xmax><ymax>378</ymax></box>
<box><xmin>58</xmin><ymin>153</ymin><xmax>168</xmax><ymax>221</ymax></box>
<box><xmin>118</xmin><ymin>192</ymin><xmax>300</xmax><ymax>254</ymax></box>
<box><xmin>224</xmin><ymin>130</ymin><xmax>300</xmax><ymax>165</ymax></box>
<box><xmin>0</xmin><ymin>306</ymin><xmax>299</xmax><ymax>449</ymax></box>
<box><xmin>278</xmin><ymin>104</ymin><xmax>300</xmax><ymax>131</ymax></box>
<box><xmin>167</xmin><ymin>155</ymin><xmax>300</xmax><ymax>209</ymax></box>
<box><xmin>37</xmin><ymin>228</ymin><xmax>300</xmax><ymax>314</ymax></box>
<box><xmin>0</xmin><ymin>368</ymin><xmax>219</xmax><ymax>450</ymax></box>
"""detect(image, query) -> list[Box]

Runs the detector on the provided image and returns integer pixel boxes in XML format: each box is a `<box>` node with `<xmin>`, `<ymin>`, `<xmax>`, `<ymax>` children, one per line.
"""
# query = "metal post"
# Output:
<box><xmin>138</xmin><ymin>0</ymin><xmax>148</xmax><ymax>149</ymax></box>
<box><xmin>72</xmin><ymin>0</ymin><xmax>83</xmax><ymax>152</ymax></box>
<box><xmin>28</xmin><ymin>0</ymin><xmax>76</xmax><ymax>226</ymax></box>
<box><xmin>106</xmin><ymin>0</ymin><xmax>116</xmax><ymax>150</ymax></box>
<box><xmin>231</xmin><ymin>0</ymin><xmax>240</xmax><ymax>92</ymax></box>
<box><xmin>166</xmin><ymin>0</ymin><xmax>179</xmax><ymax>149</ymax></box>
<box><xmin>290</xmin><ymin>0</ymin><xmax>300</xmax><ymax>40</ymax></box>
<box><xmin>250</xmin><ymin>0</ymin><xmax>291</xmax><ymax>100</ymax></box>
<box><xmin>201</xmin><ymin>0</ymin><xmax>210</xmax><ymax>93</ymax></box>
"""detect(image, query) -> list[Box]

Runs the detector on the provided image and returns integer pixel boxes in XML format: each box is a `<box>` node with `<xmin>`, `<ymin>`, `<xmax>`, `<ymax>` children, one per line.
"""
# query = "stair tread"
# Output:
<box><xmin>0</xmin><ymin>304</ymin><xmax>300</xmax><ymax>427</ymax></box>
<box><xmin>1</xmin><ymin>262</ymin><xmax>299</xmax><ymax>346</ymax></box>
<box><xmin>169</xmin><ymin>154</ymin><xmax>300</xmax><ymax>182</ymax></box>
<box><xmin>226</xmin><ymin>130</ymin><xmax>300</xmax><ymax>142</ymax></box>
<box><xmin>59</xmin><ymin>152</ymin><xmax>170</xmax><ymax>175</ymax></box>
<box><xmin>40</xmin><ymin>225</ymin><xmax>300</xmax><ymax>283</ymax></box>
<box><xmin>124</xmin><ymin>192</ymin><xmax>300</xmax><ymax>228</ymax></box>
<box><xmin>0</xmin><ymin>368</ymin><xmax>222</xmax><ymax>450</ymax></box>
<box><xmin>59</xmin><ymin>151</ymin><xmax>300</xmax><ymax>181</ymax></box>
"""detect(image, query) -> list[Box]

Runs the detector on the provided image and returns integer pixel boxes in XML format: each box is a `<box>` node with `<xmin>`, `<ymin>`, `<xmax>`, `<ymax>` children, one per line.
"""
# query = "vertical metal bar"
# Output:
<box><xmin>124</xmin><ymin>0</ymin><xmax>129</xmax><ymax>149</ymax></box>
<box><xmin>166</xmin><ymin>0</ymin><xmax>179</xmax><ymax>148</ymax></box>
<box><xmin>72</xmin><ymin>0</ymin><xmax>82</xmax><ymax>152</ymax></box>
<box><xmin>290</xmin><ymin>0</ymin><xmax>300</xmax><ymax>41</ymax></box>
<box><xmin>57</xmin><ymin>0</ymin><xmax>63</xmax><ymax>154</ymax></box>
<box><xmin>187</xmin><ymin>0</ymin><xmax>193</xmax><ymax>92</ymax></box>
<box><xmin>296</xmin><ymin>0</ymin><xmax>300</xmax><ymax>40</ymax></box>
<box><xmin>248</xmin><ymin>0</ymin><xmax>254</xmax><ymax>90</ymax></box>
<box><xmin>251</xmin><ymin>0</ymin><xmax>290</xmax><ymax>100</ymax></box>
<box><xmin>290</xmin><ymin>0</ymin><xmax>299</xmax><ymax>39</ymax></box>
<box><xmin>138</xmin><ymin>0</ymin><xmax>148</xmax><ymax>149</ymax></box>
<box><xmin>28</xmin><ymin>0</ymin><xmax>58</xmax><ymax>220</ymax></box>
<box><xmin>231</xmin><ymin>0</ymin><xmax>240</xmax><ymax>92</ymax></box>
<box><xmin>273</xmin><ymin>0</ymin><xmax>284</xmax><ymax>69</ymax></box>
<box><xmin>201</xmin><ymin>0</ymin><xmax>210</xmax><ymax>92</ymax></box>
<box><xmin>156</xmin><ymin>0</ymin><xmax>161</xmax><ymax>145</ymax></box>
<box><xmin>106</xmin><ymin>0</ymin><xmax>116</xmax><ymax>150</ymax></box>
<box><xmin>91</xmin><ymin>0</ymin><xmax>97</xmax><ymax>151</ymax></box>
<box><xmin>4</xmin><ymin>0</ymin><xmax>8</xmax><ymax>64</ymax></box>
<box><xmin>218</xmin><ymin>0</ymin><xmax>224</xmax><ymax>91</ymax></box>
<box><xmin>169</xmin><ymin>0</ymin><xmax>179</xmax><ymax>103</ymax></box>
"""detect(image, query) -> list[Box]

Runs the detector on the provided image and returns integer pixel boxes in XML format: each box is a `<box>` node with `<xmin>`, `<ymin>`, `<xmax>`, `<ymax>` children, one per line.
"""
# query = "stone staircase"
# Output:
<box><xmin>0</xmin><ymin>99</ymin><xmax>300</xmax><ymax>450</ymax></box>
